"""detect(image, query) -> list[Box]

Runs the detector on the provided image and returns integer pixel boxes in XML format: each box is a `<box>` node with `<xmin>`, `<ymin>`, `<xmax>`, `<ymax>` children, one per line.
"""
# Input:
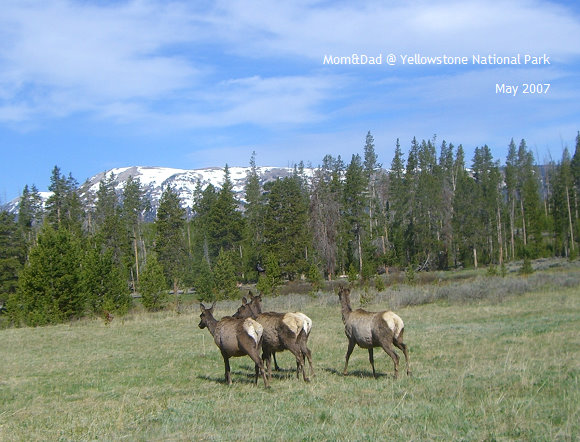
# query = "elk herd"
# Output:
<box><xmin>198</xmin><ymin>286</ymin><xmax>410</xmax><ymax>387</ymax></box>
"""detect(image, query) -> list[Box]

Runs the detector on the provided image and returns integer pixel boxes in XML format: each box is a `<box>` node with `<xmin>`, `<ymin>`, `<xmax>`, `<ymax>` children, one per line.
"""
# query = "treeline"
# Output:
<box><xmin>1</xmin><ymin>131</ymin><xmax>579</xmax><ymax>326</ymax></box>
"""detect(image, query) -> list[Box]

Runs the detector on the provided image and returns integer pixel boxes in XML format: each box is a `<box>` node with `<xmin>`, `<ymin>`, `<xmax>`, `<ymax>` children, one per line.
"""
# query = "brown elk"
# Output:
<box><xmin>198</xmin><ymin>302</ymin><xmax>269</xmax><ymax>388</ymax></box>
<box><xmin>233</xmin><ymin>292</ymin><xmax>314</xmax><ymax>382</ymax></box>
<box><xmin>337</xmin><ymin>286</ymin><xmax>410</xmax><ymax>379</ymax></box>
<box><xmin>233</xmin><ymin>293</ymin><xmax>281</xmax><ymax>371</ymax></box>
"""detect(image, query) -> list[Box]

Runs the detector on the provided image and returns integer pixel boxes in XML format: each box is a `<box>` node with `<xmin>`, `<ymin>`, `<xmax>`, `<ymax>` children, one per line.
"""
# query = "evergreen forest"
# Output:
<box><xmin>2</xmin><ymin>131</ymin><xmax>580</xmax><ymax>326</ymax></box>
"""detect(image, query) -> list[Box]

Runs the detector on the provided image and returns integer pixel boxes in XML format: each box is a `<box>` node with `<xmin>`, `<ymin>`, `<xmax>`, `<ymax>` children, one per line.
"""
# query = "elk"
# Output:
<box><xmin>233</xmin><ymin>292</ymin><xmax>314</xmax><ymax>382</ymax></box>
<box><xmin>337</xmin><ymin>286</ymin><xmax>410</xmax><ymax>379</ymax></box>
<box><xmin>234</xmin><ymin>293</ymin><xmax>282</xmax><ymax>371</ymax></box>
<box><xmin>198</xmin><ymin>302</ymin><xmax>269</xmax><ymax>388</ymax></box>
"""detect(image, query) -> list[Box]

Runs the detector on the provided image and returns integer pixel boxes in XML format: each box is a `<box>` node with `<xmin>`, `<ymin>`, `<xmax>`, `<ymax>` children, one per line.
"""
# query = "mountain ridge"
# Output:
<box><xmin>3</xmin><ymin>165</ymin><xmax>313</xmax><ymax>215</ymax></box>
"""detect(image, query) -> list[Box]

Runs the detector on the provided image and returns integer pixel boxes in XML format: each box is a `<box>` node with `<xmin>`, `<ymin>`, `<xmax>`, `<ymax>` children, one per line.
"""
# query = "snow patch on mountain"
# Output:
<box><xmin>4</xmin><ymin>165</ymin><xmax>312</xmax><ymax>214</ymax></box>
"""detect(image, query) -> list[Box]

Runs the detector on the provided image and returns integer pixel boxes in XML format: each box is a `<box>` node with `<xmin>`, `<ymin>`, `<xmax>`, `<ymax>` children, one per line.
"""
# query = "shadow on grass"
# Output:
<box><xmin>196</xmin><ymin>363</ymin><xmax>302</xmax><ymax>385</ymax></box>
<box><xmin>322</xmin><ymin>366</ymin><xmax>394</xmax><ymax>379</ymax></box>
<box><xmin>196</xmin><ymin>363</ymin><xmax>261</xmax><ymax>385</ymax></box>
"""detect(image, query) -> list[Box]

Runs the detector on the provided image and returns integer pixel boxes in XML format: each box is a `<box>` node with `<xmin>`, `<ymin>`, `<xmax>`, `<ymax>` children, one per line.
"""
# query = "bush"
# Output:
<box><xmin>139</xmin><ymin>256</ymin><xmax>168</xmax><ymax>311</ymax></box>
<box><xmin>360</xmin><ymin>285</ymin><xmax>375</xmax><ymax>306</ymax></box>
<box><xmin>374</xmin><ymin>275</ymin><xmax>385</xmax><ymax>292</ymax></box>
<box><xmin>519</xmin><ymin>257</ymin><xmax>534</xmax><ymax>275</ymax></box>
<box><xmin>195</xmin><ymin>260</ymin><xmax>215</xmax><ymax>302</ymax></box>
<box><xmin>213</xmin><ymin>249</ymin><xmax>239</xmax><ymax>300</ymax></box>
<box><xmin>347</xmin><ymin>263</ymin><xmax>358</xmax><ymax>284</ymax></box>
<box><xmin>307</xmin><ymin>262</ymin><xmax>323</xmax><ymax>294</ymax></box>
<box><xmin>256</xmin><ymin>253</ymin><xmax>282</xmax><ymax>296</ymax></box>
<box><xmin>405</xmin><ymin>265</ymin><xmax>416</xmax><ymax>285</ymax></box>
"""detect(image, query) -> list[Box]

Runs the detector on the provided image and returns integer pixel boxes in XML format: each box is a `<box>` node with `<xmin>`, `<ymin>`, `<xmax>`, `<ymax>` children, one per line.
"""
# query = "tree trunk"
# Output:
<box><xmin>357</xmin><ymin>231</ymin><xmax>363</xmax><ymax>274</ymax></box>
<box><xmin>133</xmin><ymin>228</ymin><xmax>140</xmax><ymax>282</ymax></box>
<box><xmin>173</xmin><ymin>278</ymin><xmax>180</xmax><ymax>312</ymax></box>
<box><xmin>497</xmin><ymin>205</ymin><xmax>503</xmax><ymax>265</ymax></box>
<box><xmin>566</xmin><ymin>185</ymin><xmax>575</xmax><ymax>252</ymax></box>
<box><xmin>520</xmin><ymin>198</ymin><xmax>527</xmax><ymax>247</ymax></box>
<box><xmin>473</xmin><ymin>247</ymin><xmax>478</xmax><ymax>269</ymax></box>
<box><xmin>510</xmin><ymin>198</ymin><xmax>515</xmax><ymax>259</ymax></box>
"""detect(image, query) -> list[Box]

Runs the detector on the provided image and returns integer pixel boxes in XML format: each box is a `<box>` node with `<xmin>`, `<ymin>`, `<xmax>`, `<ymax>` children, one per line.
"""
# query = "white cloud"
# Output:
<box><xmin>0</xmin><ymin>0</ymin><xmax>199</xmax><ymax>120</ymax></box>
<box><xmin>211</xmin><ymin>0</ymin><xmax>580</xmax><ymax>60</ymax></box>
<box><xmin>0</xmin><ymin>0</ymin><xmax>578</xmax><ymax>132</ymax></box>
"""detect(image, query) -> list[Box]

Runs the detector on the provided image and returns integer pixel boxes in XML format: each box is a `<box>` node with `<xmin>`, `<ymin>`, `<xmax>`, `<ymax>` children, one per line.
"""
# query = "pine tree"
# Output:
<box><xmin>505</xmin><ymin>139</ymin><xmax>518</xmax><ymax>259</ymax></box>
<box><xmin>138</xmin><ymin>254</ymin><xmax>168</xmax><ymax>311</ymax></box>
<box><xmin>206</xmin><ymin>165</ymin><xmax>244</xmax><ymax>267</ymax></box>
<box><xmin>363</xmin><ymin>131</ymin><xmax>384</xmax><ymax>265</ymax></box>
<box><xmin>192</xmin><ymin>182</ymin><xmax>218</xmax><ymax>268</ymax></box>
<box><xmin>518</xmin><ymin>139</ymin><xmax>543</xmax><ymax>256</ymax></box>
<box><xmin>154</xmin><ymin>186</ymin><xmax>188</xmax><ymax>306</ymax></box>
<box><xmin>438</xmin><ymin>141</ymin><xmax>455</xmax><ymax>269</ymax></box>
<box><xmin>0</xmin><ymin>211</ymin><xmax>25</xmax><ymax>305</ymax></box>
<box><xmin>342</xmin><ymin>154</ymin><xmax>368</xmax><ymax>274</ymax></box>
<box><xmin>471</xmin><ymin>145</ymin><xmax>502</xmax><ymax>264</ymax></box>
<box><xmin>18</xmin><ymin>184</ymin><xmax>44</xmax><ymax>247</ymax></box>
<box><xmin>82</xmin><ymin>246</ymin><xmax>131</xmax><ymax>316</ymax></box>
<box><xmin>263</xmin><ymin>176</ymin><xmax>310</xmax><ymax>279</ymax></box>
<box><xmin>310</xmin><ymin>155</ymin><xmax>342</xmax><ymax>279</ymax></box>
<box><xmin>243</xmin><ymin>152</ymin><xmax>265</xmax><ymax>280</ymax></box>
<box><xmin>93</xmin><ymin>173</ymin><xmax>127</xmax><ymax>266</ymax></box>
<box><xmin>194</xmin><ymin>259</ymin><xmax>215</xmax><ymax>302</ymax></box>
<box><xmin>452</xmin><ymin>145</ymin><xmax>481</xmax><ymax>267</ymax></box>
<box><xmin>551</xmin><ymin>149</ymin><xmax>576</xmax><ymax>256</ymax></box>
<box><xmin>45</xmin><ymin>167</ymin><xmax>83</xmax><ymax>233</ymax></box>
<box><xmin>121</xmin><ymin>176</ymin><xmax>147</xmax><ymax>291</ymax></box>
<box><xmin>413</xmin><ymin>137</ymin><xmax>443</xmax><ymax>269</ymax></box>
<box><xmin>213</xmin><ymin>248</ymin><xmax>239</xmax><ymax>300</ymax></box>
<box><xmin>256</xmin><ymin>252</ymin><xmax>282</xmax><ymax>295</ymax></box>
<box><xmin>8</xmin><ymin>224</ymin><xmax>84</xmax><ymax>326</ymax></box>
<box><xmin>571</xmin><ymin>131</ymin><xmax>580</xmax><ymax>191</ymax></box>
<box><xmin>569</xmin><ymin>131</ymin><xmax>580</xmax><ymax>244</ymax></box>
<box><xmin>387</xmin><ymin>139</ymin><xmax>406</xmax><ymax>265</ymax></box>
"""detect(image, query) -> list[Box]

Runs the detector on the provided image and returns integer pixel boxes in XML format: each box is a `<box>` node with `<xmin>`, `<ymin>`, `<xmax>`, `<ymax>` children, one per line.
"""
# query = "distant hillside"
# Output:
<box><xmin>3</xmin><ymin>165</ymin><xmax>313</xmax><ymax>215</ymax></box>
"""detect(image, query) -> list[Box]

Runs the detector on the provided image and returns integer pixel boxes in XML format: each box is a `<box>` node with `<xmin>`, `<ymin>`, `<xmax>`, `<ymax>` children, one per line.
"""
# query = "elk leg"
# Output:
<box><xmin>368</xmin><ymin>347</ymin><xmax>377</xmax><ymax>378</ymax></box>
<box><xmin>380</xmin><ymin>341</ymin><xmax>400</xmax><ymax>379</ymax></box>
<box><xmin>300</xmin><ymin>332</ymin><xmax>315</xmax><ymax>378</ymax></box>
<box><xmin>303</xmin><ymin>346</ymin><xmax>315</xmax><ymax>378</ymax></box>
<box><xmin>287</xmin><ymin>344</ymin><xmax>308</xmax><ymax>382</ymax></box>
<box><xmin>343</xmin><ymin>339</ymin><xmax>356</xmax><ymax>375</ymax></box>
<box><xmin>393</xmin><ymin>338</ymin><xmax>410</xmax><ymax>376</ymax></box>
<box><xmin>222</xmin><ymin>355</ymin><xmax>232</xmax><ymax>385</ymax></box>
<box><xmin>247</xmin><ymin>349</ymin><xmax>269</xmax><ymax>388</ymax></box>
<box><xmin>262</xmin><ymin>351</ymin><xmax>273</xmax><ymax>381</ymax></box>
<box><xmin>273</xmin><ymin>352</ymin><xmax>281</xmax><ymax>371</ymax></box>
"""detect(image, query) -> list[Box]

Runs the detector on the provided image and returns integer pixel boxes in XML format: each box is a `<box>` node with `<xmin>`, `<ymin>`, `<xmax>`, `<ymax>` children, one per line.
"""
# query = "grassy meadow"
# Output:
<box><xmin>1</xmin><ymin>260</ymin><xmax>579</xmax><ymax>440</ymax></box>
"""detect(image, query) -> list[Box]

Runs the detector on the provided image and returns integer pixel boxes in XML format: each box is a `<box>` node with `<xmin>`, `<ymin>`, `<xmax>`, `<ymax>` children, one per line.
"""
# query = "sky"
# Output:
<box><xmin>1</xmin><ymin>0</ymin><xmax>580</xmax><ymax>203</ymax></box>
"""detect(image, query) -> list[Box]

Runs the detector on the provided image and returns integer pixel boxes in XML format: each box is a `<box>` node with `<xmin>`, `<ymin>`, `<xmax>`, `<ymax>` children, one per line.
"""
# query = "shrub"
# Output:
<box><xmin>405</xmin><ymin>265</ymin><xmax>416</xmax><ymax>285</ymax></box>
<box><xmin>374</xmin><ymin>275</ymin><xmax>385</xmax><ymax>292</ymax></box>
<box><xmin>519</xmin><ymin>257</ymin><xmax>534</xmax><ymax>275</ymax></box>
<box><xmin>307</xmin><ymin>262</ymin><xmax>323</xmax><ymax>294</ymax></box>
<box><xmin>347</xmin><ymin>263</ymin><xmax>358</xmax><ymax>284</ymax></box>
<box><xmin>139</xmin><ymin>255</ymin><xmax>168</xmax><ymax>311</ymax></box>
<box><xmin>360</xmin><ymin>285</ymin><xmax>375</xmax><ymax>306</ymax></box>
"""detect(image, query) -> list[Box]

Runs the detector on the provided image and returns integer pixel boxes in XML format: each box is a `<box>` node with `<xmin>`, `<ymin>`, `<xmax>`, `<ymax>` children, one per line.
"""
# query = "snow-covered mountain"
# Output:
<box><xmin>3</xmin><ymin>165</ymin><xmax>313</xmax><ymax>215</ymax></box>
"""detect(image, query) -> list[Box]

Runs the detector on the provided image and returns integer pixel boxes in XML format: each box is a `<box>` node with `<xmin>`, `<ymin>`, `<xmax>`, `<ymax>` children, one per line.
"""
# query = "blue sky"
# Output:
<box><xmin>1</xmin><ymin>0</ymin><xmax>579</xmax><ymax>202</ymax></box>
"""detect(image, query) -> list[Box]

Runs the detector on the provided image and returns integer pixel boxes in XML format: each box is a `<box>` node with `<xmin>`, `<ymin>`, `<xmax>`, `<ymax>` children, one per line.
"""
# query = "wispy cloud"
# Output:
<box><xmin>0</xmin><ymin>0</ymin><xmax>579</xmax><ymax>136</ymax></box>
<box><xmin>210</xmin><ymin>0</ymin><xmax>580</xmax><ymax>59</ymax></box>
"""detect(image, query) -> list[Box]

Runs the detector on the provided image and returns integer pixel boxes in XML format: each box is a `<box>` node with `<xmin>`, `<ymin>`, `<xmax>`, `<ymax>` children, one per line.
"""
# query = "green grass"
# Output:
<box><xmin>1</xmin><ymin>268</ymin><xmax>579</xmax><ymax>440</ymax></box>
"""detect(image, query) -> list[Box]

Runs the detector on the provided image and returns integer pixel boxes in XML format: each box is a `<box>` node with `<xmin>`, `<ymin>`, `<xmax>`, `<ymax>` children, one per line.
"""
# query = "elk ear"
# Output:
<box><xmin>241</xmin><ymin>297</ymin><xmax>248</xmax><ymax>305</ymax></box>
<box><xmin>210</xmin><ymin>301</ymin><xmax>216</xmax><ymax>312</ymax></box>
<box><xmin>200</xmin><ymin>303</ymin><xmax>205</xmax><ymax>312</ymax></box>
